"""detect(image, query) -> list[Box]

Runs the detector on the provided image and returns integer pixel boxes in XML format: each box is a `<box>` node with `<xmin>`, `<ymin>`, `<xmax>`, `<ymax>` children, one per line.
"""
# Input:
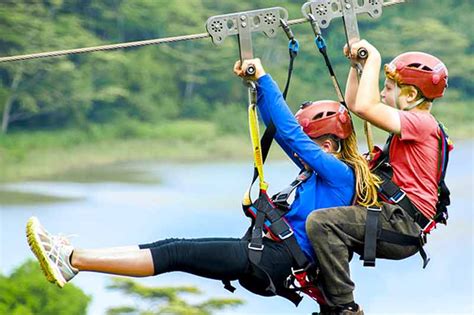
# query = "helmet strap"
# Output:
<box><xmin>335</xmin><ymin>139</ymin><xmax>342</xmax><ymax>154</ymax></box>
<box><xmin>394</xmin><ymin>83</ymin><xmax>426</xmax><ymax>111</ymax></box>
<box><xmin>403</xmin><ymin>97</ymin><xmax>426</xmax><ymax>111</ymax></box>
<box><xmin>394</xmin><ymin>84</ymin><xmax>402</xmax><ymax>110</ymax></box>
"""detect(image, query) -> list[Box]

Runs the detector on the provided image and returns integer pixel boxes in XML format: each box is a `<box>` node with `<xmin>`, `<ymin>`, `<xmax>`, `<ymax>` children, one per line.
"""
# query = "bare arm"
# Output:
<box><xmin>344</xmin><ymin>66</ymin><xmax>359</xmax><ymax>109</ymax></box>
<box><xmin>348</xmin><ymin>40</ymin><xmax>401</xmax><ymax>134</ymax></box>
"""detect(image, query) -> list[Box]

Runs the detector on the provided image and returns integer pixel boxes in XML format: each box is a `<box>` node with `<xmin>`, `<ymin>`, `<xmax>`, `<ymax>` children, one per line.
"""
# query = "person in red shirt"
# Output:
<box><xmin>305</xmin><ymin>39</ymin><xmax>449</xmax><ymax>315</ymax></box>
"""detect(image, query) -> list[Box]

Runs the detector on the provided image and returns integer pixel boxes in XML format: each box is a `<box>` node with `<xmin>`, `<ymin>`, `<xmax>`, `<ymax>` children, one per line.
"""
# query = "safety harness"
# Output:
<box><xmin>220</xmin><ymin>18</ymin><xmax>331</xmax><ymax>306</ymax></box>
<box><xmin>227</xmin><ymin>12</ymin><xmax>370</xmax><ymax>306</ymax></box>
<box><xmin>363</xmin><ymin>123</ymin><xmax>453</xmax><ymax>268</ymax></box>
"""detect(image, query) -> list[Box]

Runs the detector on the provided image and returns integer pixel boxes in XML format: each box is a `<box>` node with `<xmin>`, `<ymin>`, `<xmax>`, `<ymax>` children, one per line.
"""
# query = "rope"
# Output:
<box><xmin>0</xmin><ymin>18</ymin><xmax>308</xmax><ymax>64</ymax></box>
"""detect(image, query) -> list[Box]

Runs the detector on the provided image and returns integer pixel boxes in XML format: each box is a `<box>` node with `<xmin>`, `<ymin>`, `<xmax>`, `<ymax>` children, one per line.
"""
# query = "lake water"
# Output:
<box><xmin>1</xmin><ymin>141</ymin><xmax>473</xmax><ymax>314</ymax></box>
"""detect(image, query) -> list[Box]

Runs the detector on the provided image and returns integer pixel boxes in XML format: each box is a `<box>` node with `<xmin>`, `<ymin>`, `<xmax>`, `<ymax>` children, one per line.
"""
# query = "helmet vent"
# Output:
<box><xmin>313</xmin><ymin>112</ymin><xmax>324</xmax><ymax>120</ymax></box>
<box><xmin>312</xmin><ymin>111</ymin><xmax>336</xmax><ymax>120</ymax></box>
<box><xmin>408</xmin><ymin>63</ymin><xmax>432</xmax><ymax>71</ymax></box>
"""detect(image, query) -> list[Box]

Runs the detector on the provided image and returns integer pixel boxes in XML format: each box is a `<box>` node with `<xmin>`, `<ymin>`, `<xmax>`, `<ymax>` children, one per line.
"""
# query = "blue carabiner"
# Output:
<box><xmin>288</xmin><ymin>39</ymin><xmax>299</xmax><ymax>54</ymax></box>
<box><xmin>315</xmin><ymin>35</ymin><xmax>326</xmax><ymax>50</ymax></box>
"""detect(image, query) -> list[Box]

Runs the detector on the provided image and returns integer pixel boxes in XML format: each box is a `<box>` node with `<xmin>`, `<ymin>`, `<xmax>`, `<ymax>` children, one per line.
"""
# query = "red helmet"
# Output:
<box><xmin>384</xmin><ymin>52</ymin><xmax>448</xmax><ymax>100</ymax></box>
<box><xmin>295</xmin><ymin>100</ymin><xmax>352</xmax><ymax>139</ymax></box>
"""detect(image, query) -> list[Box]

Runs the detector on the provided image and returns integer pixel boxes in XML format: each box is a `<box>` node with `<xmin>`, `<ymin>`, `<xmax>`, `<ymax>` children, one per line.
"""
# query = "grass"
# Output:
<box><xmin>0</xmin><ymin>120</ymin><xmax>252</xmax><ymax>183</ymax></box>
<box><xmin>0</xmin><ymin>108</ymin><xmax>471</xmax><ymax>184</ymax></box>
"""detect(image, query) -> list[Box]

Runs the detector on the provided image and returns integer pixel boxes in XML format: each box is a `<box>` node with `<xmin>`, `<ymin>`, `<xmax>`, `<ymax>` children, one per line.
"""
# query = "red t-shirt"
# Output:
<box><xmin>389</xmin><ymin>111</ymin><xmax>440</xmax><ymax>220</ymax></box>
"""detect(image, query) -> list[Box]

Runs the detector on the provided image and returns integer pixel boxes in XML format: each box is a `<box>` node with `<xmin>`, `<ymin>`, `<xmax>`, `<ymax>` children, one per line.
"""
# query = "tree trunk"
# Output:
<box><xmin>2</xmin><ymin>67</ymin><xmax>23</xmax><ymax>134</ymax></box>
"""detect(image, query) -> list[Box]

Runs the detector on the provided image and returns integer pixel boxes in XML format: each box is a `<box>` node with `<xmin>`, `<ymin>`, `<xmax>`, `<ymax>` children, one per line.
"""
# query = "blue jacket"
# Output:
<box><xmin>256</xmin><ymin>74</ymin><xmax>355</xmax><ymax>260</ymax></box>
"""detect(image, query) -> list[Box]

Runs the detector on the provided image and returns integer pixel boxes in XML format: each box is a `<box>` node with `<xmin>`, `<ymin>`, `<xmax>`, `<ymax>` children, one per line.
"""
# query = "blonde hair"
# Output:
<box><xmin>332</xmin><ymin>132</ymin><xmax>381</xmax><ymax>207</ymax></box>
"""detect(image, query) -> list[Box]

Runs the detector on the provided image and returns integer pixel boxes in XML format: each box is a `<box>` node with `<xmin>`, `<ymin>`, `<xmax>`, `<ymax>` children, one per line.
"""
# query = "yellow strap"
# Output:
<box><xmin>364</xmin><ymin>121</ymin><xmax>375</xmax><ymax>160</ymax></box>
<box><xmin>248</xmin><ymin>101</ymin><xmax>268</xmax><ymax>192</ymax></box>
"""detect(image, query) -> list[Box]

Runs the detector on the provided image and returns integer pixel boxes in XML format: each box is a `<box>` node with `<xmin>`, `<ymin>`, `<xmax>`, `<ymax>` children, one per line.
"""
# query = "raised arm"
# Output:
<box><xmin>233</xmin><ymin>59</ymin><xmax>353</xmax><ymax>185</ymax></box>
<box><xmin>344</xmin><ymin>66</ymin><xmax>359</xmax><ymax>109</ymax></box>
<box><xmin>232</xmin><ymin>59</ymin><xmax>302</xmax><ymax>167</ymax></box>
<box><xmin>346</xmin><ymin>40</ymin><xmax>402</xmax><ymax>134</ymax></box>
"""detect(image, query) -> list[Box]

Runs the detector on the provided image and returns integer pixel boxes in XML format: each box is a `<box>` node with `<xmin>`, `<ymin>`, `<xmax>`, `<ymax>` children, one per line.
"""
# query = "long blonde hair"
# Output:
<box><xmin>332</xmin><ymin>132</ymin><xmax>381</xmax><ymax>207</ymax></box>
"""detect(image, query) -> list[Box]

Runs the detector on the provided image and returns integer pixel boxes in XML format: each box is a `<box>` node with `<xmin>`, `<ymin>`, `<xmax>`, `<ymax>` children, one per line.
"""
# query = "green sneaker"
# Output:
<box><xmin>26</xmin><ymin>217</ymin><xmax>78</xmax><ymax>288</ymax></box>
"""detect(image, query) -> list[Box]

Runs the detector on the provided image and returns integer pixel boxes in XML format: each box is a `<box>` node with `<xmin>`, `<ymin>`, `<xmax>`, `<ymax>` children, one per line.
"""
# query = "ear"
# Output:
<box><xmin>321</xmin><ymin>139</ymin><xmax>333</xmax><ymax>153</ymax></box>
<box><xmin>404</xmin><ymin>85</ymin><xmax>419</xmax><ymax>103</ymax></box>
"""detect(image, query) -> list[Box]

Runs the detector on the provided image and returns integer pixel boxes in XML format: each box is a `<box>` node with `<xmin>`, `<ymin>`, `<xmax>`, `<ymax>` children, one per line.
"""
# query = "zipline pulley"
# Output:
<box><xmin>302</xmin><ymin>0</ymin><xmax>405</xmax><ymax>157</ymax></box>
<box><xmin>206</xmin><ymin>7</ymin><xmax>289</xmax><ymax>77</ymax></box>
<box><xmin>206</xmin><ymin>7</ymin><xmax>292</xmax><ymax>198</ymax></box>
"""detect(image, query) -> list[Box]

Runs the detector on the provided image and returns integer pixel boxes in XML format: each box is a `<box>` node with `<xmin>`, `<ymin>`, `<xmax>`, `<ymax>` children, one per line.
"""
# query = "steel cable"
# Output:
<box><xmin>0</xmin><ymin>18</ymin><xmax>307</xmax><ymax>63</ymax></box>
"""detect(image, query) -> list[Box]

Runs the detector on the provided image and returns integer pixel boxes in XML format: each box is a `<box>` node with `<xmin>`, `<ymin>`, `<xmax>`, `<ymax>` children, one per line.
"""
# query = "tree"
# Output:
<box><xmin>106</xmin><ymin>278</ymin><xmax>244</xmax><ymax>315</ymax></box>
<box><xmin>0</xmin><ymin>1</ymin><xmax>99</xmax><ymax>133</ymax></box>
<box><xmin>0</xmin><ymin>260</ymin><xmax>90</xmax><ymax>315</ymax></box>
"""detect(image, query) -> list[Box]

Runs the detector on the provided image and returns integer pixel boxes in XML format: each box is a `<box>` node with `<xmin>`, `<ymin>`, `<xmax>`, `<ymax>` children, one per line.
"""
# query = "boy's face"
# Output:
<box><xmin>380</xmin><ymin>78</ymin><xmax>398</xmax><ymax>108</ymax></box>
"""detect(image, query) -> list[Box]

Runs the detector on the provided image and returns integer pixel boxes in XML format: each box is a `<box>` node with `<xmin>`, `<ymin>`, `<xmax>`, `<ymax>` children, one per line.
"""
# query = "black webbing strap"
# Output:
<box><xmin>272</xmin><ymin>170</ymin><xmax>312</xmax><ymax>210</ymax></box>
<box><xmin>314</xmin><ymin>35</ymin><xmax>347</xmax><ymax>109</ymax></box>
<box><xmin>283</xmin><ymin>234</ymin><xmax>310</xmax><ymax>269</ymax></box>
<box><xmin>434</xmin><ymin>123</ymin><xmax>451</xmax><ymax>224</ymax></box>
<box><xmin>247</xmin><ymin>200</ymin><xmax>310</xmax><ymax>270</ymax></box>
<box><xmin>374</xmin><ymin>134</ymin><xmax>431</xmax><ymax>228</ymax></box>
<box><xmin>248</xmin><ymin>192</ymin><xmax>294</xmax><ymax>265</ymax></box>
<box><xmin>376</xmin><ymin>169</ymin><xmax>430</xmax><ymax>228</ymax></box>
<box><xmin>379</xmin><ymin>229</ymin><xmax>430</xmax><ymax>269</ymax></box>
<box><xmin>363</xmin><ymin>206</ymin><xmax>382</xmax><ymax>267</ymax></box>
<box><xmin>363</xmin><ymin>205</ymin><xmax>430</xmax><ymax>268</ymax></box>
<box><xmin>222</xmin><ymin>280</ymin><xmax>236</xmax><ymax>293</ymax></box>
<box><xmin>248</xmin><ymin>195</ymin><xmax>269</xmax><ymax>265</ymax></box>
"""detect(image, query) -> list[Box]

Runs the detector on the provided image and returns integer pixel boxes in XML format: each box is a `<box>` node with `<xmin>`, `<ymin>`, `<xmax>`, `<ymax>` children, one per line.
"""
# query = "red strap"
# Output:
<box><xmin>293</xmin><ymin>271</ymin><xmax>328</xmax><ymax>305</ymax></box>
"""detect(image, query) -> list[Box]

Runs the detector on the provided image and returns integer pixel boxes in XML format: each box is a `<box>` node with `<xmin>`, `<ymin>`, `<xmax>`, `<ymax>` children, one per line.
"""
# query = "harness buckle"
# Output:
<box><xmin>248</xmin><ymin>243</ymin><xmax>264</xmax><ymax>251</ymax></box>
<box><xmin>419</xmin><ymin>232</ymin><xmax>428</xmax><ymax>246</ymax></box>
<box><xmin>272</xmin><ymin>193</ymin><xmax>288</xmax><ymax>204</ymax></box>
<box><xmin>291</xmin><ymin>267</ymin><xmax>305</xmax><ymax>275</ymax></box>
<box><xmin>289</xmin><ymin>267</ymin><xmax>309</xmax><ymax>286</ymax></box>
<box><xmin>366</xmin><ymin>206</ymin><xmax>382</xmax><ymax>212</ymax></box>
<box><xmin>389</xmin><ymin>190</ymin><xmax>406</xmax><ymax>203</ymax></box>
<box><xmin>278</xmin><ymin>229</ymin><xmax>294</xmax><ymax>240</ymax></box>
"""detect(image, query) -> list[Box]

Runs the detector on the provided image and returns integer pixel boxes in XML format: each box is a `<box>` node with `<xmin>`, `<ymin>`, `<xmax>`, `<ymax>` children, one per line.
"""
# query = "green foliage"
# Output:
<box><xmin>0</xmin><ymin>0</ymin><xmax>471</xmax><ymax>135</ymax></box>
<box><xmin>106</xmin><ymin>278</ymin><xmax>243</xmax><ymax>315</ymax></box>
<box><xmin>0</xmin><ymin>260</ymin><xmax>90</xmax><ymax>315</ymax></box>
<box><xmin>0</xmin><ymin>0</ymin><xmax>471</xmax><ymax>181</ymax></box>
<box><xmin>211</xmin><ymin>102</ymin><xmax>248</xmax><ymax>135</ymax></box>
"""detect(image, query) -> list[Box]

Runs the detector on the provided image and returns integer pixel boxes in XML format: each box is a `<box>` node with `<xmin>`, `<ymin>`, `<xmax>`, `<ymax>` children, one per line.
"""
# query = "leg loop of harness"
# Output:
<box><xmin>363</xmin><ymin>206</ymin><xmax>382</xmax><ymax>267</ymax></box>
<box><xmin>248</xmin><ymin>204</ymin><xmax>266</xmax><ymax>265</ymax></box>
<box><xmin>363</xmin><ymin>206</ymin><xmax>431</xmax><ymax>268</ymax></box>
<box><xmin>243</xmin><ymin>190</ymin><xmax>326</xmax><ymax>304</ymax></box>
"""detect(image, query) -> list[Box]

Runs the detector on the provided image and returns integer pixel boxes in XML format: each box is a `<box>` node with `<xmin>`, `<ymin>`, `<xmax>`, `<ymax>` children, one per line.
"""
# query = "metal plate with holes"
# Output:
<box><xmin>206</xmin><ymin>7</ymin><xmax>288</xmax><ymax>44</ymax></box>
<box><xmin>301</xmin><ymin>0</ymin><xmax>382</xmax><ymax>29</ymax></box>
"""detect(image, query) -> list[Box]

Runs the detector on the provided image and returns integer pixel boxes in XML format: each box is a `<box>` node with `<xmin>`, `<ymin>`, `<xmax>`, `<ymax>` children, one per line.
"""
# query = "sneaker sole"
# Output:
<box><xmin>26</xmin><ymin>217</ymin><xmax>66</xmax><ymax>288</ymax></box>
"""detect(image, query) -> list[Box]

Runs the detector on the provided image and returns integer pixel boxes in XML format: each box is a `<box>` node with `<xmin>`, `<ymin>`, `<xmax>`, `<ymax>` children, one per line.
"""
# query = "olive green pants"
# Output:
<box><xmin>306</xmin><ymin>202</ymin><xmax>421</xmax><ymax>306</ymax></box>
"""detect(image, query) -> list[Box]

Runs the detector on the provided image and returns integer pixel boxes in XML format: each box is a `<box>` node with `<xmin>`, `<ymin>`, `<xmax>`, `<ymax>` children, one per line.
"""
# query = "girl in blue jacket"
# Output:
<box><xmin>26</xmin><ymin>58</ymin><xmax>379</xmax><ymax>312</ymax></box>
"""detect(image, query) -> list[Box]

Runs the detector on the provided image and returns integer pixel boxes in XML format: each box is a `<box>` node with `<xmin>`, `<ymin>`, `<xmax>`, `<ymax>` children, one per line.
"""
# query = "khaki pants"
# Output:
<box><xmin>306</xmin><ymin>202</ymin><xmax>421</xmax><ymax>306</ymax></box>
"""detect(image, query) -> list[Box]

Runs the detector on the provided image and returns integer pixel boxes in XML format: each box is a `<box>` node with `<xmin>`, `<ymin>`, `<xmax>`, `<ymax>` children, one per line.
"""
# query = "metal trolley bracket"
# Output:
<box><xmin>301</xmin><ymin>0</ymin><xmax>403</xmax><ymax>50</ymax></box>
<box><xmin>301</xmin><ymin>0</ymin><xmax>404</xmax><ymax>158</ymax></box>
<box><xmin>206</xmin><ymin>7</ymin><xmax>289</xmax><ymax>74</ymax></box>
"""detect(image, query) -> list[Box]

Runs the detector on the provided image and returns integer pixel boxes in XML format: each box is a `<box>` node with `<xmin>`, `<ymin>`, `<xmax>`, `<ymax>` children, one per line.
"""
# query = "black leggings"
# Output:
<box><xmin>139</xmin><ymin>237</ymin><xmax>295</xmax><ymax>298</ymax></box>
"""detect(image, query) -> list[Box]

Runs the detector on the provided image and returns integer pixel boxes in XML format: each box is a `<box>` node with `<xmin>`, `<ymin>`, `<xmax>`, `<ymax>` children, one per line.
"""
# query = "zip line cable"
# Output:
<box><xmin>0</xmin><ymin>18</ymin><xmax>307</xmax><ymax>64</ymax></box>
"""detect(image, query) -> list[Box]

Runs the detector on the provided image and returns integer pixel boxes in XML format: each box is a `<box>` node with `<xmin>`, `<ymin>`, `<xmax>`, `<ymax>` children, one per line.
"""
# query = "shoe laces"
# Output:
<box><xmin>46</xmin><ymin>233</ymin><xmax>77</xmax><ymax>265</ymax></box>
